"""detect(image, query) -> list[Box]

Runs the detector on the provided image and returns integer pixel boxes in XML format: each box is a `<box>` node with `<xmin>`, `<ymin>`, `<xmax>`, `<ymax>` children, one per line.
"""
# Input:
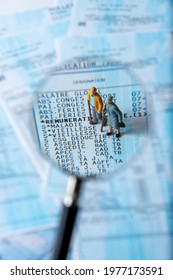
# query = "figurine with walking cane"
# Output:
<box><xmin>87</xmin><ymin>86</ymin><xmax>103</xmax><ymax>124</ymax></box>
<box><xmin>101</xmin><ymin>95</ymin><xmax>126</xmax><ymax>137</ymax></box>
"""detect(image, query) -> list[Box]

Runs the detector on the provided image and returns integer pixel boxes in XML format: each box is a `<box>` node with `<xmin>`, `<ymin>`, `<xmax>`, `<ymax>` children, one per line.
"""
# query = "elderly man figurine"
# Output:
<box><xmin>104</xmin><ymin>95</ymin><xmax>125</xmax><ymax>137</ymax></box>
<box><xmin>87</xmin><ymin>86</ymin><xmax>103</xmax><ymax>124</ymax></box>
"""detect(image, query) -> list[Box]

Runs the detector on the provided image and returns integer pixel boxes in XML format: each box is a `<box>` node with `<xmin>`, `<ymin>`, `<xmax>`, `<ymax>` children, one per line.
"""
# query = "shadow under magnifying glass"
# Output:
<box><xmin>32</xmin><ymin>57</ymin><xmax>151</xmax><ymax>259</ymax></box>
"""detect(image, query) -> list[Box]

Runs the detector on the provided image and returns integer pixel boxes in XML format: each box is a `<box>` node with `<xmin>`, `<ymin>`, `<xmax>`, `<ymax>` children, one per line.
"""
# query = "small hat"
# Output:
<box><xmin>107</xmin><ymin>95</ymin><xmax>113</xmax><ymax>102</ymax></box>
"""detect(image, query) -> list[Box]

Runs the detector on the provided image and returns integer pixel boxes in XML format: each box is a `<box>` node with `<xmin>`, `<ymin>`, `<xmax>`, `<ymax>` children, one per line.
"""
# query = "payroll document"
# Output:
<box><xmin>0</xmin><ymin>0</ymin><xmax>172</xmax><ymax>259</ymax></box>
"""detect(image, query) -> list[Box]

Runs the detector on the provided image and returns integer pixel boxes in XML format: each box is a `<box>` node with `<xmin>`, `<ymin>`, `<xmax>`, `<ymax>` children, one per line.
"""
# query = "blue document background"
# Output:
<box><xmin>0</xmin><ymin>0</ymin><xmax>172</xmax><ymax>259</ymax></box>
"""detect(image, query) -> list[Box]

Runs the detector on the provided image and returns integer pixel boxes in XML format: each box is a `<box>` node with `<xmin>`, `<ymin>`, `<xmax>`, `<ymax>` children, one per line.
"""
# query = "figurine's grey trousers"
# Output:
<box><xmin>91</xmin><ymin>106</ymin><xmax>102</xmax><ymax>123</ymax></box>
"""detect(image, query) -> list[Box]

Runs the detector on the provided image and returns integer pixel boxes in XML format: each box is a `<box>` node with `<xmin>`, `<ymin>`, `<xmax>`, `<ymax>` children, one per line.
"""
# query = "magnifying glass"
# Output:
<box><xmin>32</xmin><ymin>57</ymin><xmax>150</xmax><ymax>259</ymax></box>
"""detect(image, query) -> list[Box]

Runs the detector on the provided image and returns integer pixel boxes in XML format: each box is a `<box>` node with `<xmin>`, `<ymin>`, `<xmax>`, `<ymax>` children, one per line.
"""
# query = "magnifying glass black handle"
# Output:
<box><xmin>53</xmin><ymin>176</ymin><xmax>82</xmax><ymax>260</ymax></box>
<box><xmin>53</xmin><ymin>204</ymin><xmax>78</xmax><ymax>260</ymax></box>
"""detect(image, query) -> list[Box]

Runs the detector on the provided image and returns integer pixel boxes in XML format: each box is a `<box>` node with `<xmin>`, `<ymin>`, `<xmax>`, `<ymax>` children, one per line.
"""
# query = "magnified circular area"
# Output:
<box><xmin>33</xmin><ymin>60</ymin><xmax>149</xmax><ymax>177</ymax></box>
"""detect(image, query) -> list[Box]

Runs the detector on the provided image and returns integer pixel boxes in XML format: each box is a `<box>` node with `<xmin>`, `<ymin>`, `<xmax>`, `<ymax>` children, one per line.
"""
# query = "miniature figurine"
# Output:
<box><xmin>104</xmin><ymin>96</ymin><xmax>125</xmax><ymax>137</ymax></box>
<box><xmin>87</xmin><ymin>86</ymin><xmax>103</xmax><ymax>124</ymax></box>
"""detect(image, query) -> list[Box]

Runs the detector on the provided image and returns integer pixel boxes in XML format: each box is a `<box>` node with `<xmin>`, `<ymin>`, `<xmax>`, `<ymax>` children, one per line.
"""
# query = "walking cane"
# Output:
<box><xmin>101</xmin><ymin>107</ymin><xmax>107</xmax><ymax>132</ymax></box>
<box><xmin>88</xmin><ymin>100</ymin><xmax>92</xmax><ymax>123</ymax></box>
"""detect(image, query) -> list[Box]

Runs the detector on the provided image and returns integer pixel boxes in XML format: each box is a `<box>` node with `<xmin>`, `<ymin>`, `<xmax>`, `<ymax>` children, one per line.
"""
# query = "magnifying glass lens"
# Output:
<box><xmin>33</xmin><ymin>58</ymin><xmax>149</xmax><ymax>178</ymax></box>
